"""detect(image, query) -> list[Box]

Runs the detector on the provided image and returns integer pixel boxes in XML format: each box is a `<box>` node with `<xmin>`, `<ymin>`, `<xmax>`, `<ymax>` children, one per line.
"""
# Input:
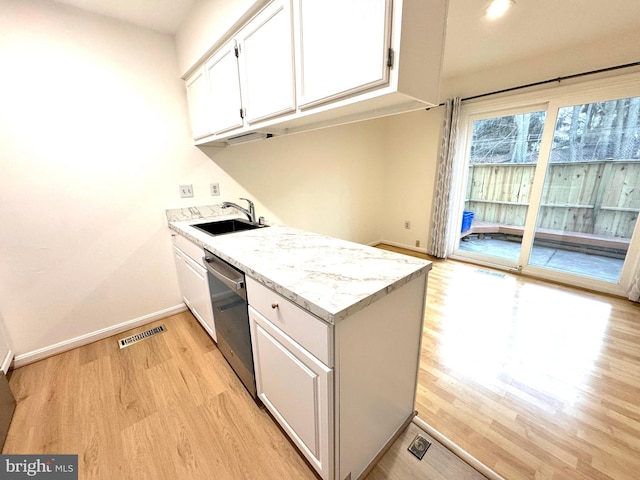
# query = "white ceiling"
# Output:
<box><xmin>443</xmin><ymin>0</ymin><xmax>640</xmax><ymax>78</ymax></box>
<box><xmin>52</xmin><ymin>0</ymin><xmax>640</xmax><ymax>78</ymax></box>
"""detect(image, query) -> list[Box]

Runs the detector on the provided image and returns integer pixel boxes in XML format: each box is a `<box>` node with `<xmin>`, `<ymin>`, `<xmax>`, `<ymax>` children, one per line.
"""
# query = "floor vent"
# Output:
<box><xmin>118</xmin><ymin>325</ymin><xmax>167</xmax><ymax>349</ymax></box>
<box><xmin>475</xmin><ymin>268</ymin><xmax>506</xmax><ymax>278</ymax></box>
<box><xmin>407</xmin><ymin>433</ymin><xmax>431</xmax><ymax>460</ymax></box>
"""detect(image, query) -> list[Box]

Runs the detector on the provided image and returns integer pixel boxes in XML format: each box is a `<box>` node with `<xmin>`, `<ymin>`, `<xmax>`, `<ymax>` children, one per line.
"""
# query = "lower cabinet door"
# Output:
<box><xmin>173</xmin><ymin>246</ymin><xmax>216</xmax><ymax>341</ymax></box>
<box><xmin>249</xmin><ymin>307</ymin><xmax>333</xmax><ymax>480</ymax></box>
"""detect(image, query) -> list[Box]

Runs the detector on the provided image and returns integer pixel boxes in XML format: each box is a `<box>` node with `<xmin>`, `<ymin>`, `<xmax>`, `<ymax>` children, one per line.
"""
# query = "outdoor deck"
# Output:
<box><xmin>461</xmin><ymin>221</ymin><xmax>630</xmax><ymax>252</ymax></box>
<box><xmin>459</xmin><ymin>221</ymin><xmax>627</xmax><ymax>282</ymax></box>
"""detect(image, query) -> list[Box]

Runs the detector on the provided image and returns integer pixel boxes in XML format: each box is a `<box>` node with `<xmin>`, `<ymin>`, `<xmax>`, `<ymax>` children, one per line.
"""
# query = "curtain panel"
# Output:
<box><xmin>428</xmin><ymin>97</ymin><xmax>461</xmax><ymax>258</ymax></box>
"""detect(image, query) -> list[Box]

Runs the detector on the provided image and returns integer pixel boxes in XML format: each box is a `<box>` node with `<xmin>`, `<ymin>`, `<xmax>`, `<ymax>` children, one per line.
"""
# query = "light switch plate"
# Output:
<box><xmin>179</xmin><ymin>184</ymin><xmax>194</xmax><ymax>198</ymax></box>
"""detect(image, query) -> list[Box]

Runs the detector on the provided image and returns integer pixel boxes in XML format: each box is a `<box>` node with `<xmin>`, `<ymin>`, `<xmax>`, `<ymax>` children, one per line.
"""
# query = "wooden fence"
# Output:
<box><xmin>465</xmin><ymin>160</ymin><xmax>640</xmax><ymax>239</ymax></box>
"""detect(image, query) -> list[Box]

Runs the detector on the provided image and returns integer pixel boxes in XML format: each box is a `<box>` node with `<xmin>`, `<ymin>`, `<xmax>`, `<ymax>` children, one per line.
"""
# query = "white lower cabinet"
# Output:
<box><xmin>247</xmin><ymin>273</ymin><xmax>428</xmax><ymax>480</ymax></box>
<box><xmin>172</xmin><ymin>236</ymin><xmax>216</xmax><ymax>341</ymax></box>
<box><xmin>249</xmin><ymin>306</ymin><xmax>332</xmax><ymax>479</ymax></box>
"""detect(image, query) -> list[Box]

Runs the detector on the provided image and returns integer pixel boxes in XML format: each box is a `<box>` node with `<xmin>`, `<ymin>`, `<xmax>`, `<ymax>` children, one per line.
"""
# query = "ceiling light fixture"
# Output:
<box><xmin>484</xmin><ymin>0</ymin><xmax>514</xmax><ymax>19</ymax></box>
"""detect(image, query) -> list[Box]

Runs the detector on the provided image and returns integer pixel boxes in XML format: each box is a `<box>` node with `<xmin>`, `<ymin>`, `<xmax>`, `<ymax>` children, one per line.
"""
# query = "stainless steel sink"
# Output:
<box><xmin>192</xmin><ymin>218</ymin><xmax>267</xmax><ymax>236</ymax></box>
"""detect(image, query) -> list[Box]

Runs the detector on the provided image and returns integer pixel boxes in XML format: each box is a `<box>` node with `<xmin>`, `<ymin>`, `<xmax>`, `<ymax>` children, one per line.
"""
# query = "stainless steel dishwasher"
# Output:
<box><xmin>203</xmin><ymin>250</ymin><xmax>256</xmax><ymax>399</ymax></box>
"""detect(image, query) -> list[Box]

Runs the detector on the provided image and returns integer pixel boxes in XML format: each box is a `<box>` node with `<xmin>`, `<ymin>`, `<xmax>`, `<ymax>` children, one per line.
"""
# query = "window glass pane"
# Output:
<box><xmin>458</xmin><ymin>111</ymin><xmax>546</xmax><ymax>263</ymax></box>
<box><xmin>470</xmin><ymin>111</ymin><xmax>546</xmax><ymax>165</ymax></box>
<box><xmin>550</xmin><ymin>98</ymin><xmax>640</xmax><ymax>162</ymax></box>
<box><xmin>529</xmin><ymin>97</ymin><xmax>640</xmax><ymax>282</ymax></box>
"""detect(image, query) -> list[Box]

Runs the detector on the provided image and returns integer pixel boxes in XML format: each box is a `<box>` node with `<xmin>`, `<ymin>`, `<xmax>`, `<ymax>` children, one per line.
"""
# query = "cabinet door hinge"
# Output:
<box><xmin>387</xmin><ymin>47</ymin><xmax>394</xmax><ymax>68</ymax></box>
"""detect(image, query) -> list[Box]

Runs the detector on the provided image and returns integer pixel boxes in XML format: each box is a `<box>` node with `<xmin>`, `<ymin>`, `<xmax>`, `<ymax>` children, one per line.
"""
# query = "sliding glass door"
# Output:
<box><xmin>451</xmin><ymin>77</ymin><xmax>640</xmax><ymax>295</ymax></box>
<box><xmin>528</xmin><ymin>98</ymin><xmax>640</xmax><ymax>283</ymax></box>
<box><xmin>456</xmin><ymin>107</ymin><xmax>546</xmax><ymax>268</ymax></box>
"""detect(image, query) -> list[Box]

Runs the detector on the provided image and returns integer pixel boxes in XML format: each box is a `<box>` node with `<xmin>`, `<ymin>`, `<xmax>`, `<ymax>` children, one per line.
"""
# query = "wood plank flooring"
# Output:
<box><xmin>4</xmin><ymin>248</ymin><xmax>640</xmax><ymax>479</ymax></box>
<box><xmin>366</xmin><ymin>422</ymin><xmax>487</xmax><ymax>480</ymax></box>
<box><xmin>2</xmin><ymin>313</ymin><xmax>318</xmax><ymax>480</ymax></box>
<box><xmin>379</xmin><ymin>244</ymin><xmax>640</xmax><ymax>480</ymax></box>
<box><xmin>2</xmin><ymin>309</ymin><xmax>485</xmax><ymax>480</ymax></box>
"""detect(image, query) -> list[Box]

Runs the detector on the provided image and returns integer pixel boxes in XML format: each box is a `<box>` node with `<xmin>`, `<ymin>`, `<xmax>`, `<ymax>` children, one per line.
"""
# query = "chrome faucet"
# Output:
<box><xmin>221</xmin><ymin>198</ymin><xmax>256</xmax><ymax>223</ymax></box>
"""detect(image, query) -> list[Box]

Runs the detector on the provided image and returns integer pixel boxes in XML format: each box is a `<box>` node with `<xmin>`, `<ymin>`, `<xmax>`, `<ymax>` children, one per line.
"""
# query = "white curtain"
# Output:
<box><xmin>429</xmin><ymin>97</ymin><xmax>461</xmax><ymax>258</ymax></box>
<box><xmin>629</xmin><ymin>271</ymin><xmax>640</xmax><ymax>302</ymax></box>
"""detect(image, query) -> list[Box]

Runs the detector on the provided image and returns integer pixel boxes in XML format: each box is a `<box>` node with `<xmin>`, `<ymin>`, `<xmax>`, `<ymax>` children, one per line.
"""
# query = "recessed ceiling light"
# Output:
<box><xmin>485</xmin><ymin>0</ymin><xmax>515</xmax><ymax>19</ymax></box>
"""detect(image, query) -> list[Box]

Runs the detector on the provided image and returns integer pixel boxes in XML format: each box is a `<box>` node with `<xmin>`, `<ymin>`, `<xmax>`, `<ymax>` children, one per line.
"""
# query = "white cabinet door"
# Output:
<box><xmin>173</xmin><ymin>246</ymin><xmax>190</xmax><ymax>305</ymax></box>
<box><xmin>296</xmin><ymin>0</ymin><xmax>391</xmax><ymax>108</ymax></box>
<box><xmin>184</xmin><ymin>66</ymin><xmax>213</xmax><ymax>139</ymax></box>
<box><xmin>173</xmin><ymin>246</ymin><xmax>217</xmax><ymax>342</ymax></box>
<box><xmin>238</xmin><ymin>0</ymin><xmax>296</xmax><ymax>124</ymax></box>
<box><xmin>205</xmin><ymin>40</ymin><xmax>244</xmax><ymax>134</ymax></box>
<box><xmin>249</xmin><ymin>306</ymin><xmax>332</xmax><ymax>480</ymax></box>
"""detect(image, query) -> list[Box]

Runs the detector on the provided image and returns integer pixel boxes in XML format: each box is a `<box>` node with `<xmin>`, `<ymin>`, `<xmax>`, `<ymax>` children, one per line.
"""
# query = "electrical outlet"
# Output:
<box><xmin>179</xmin><ymin>184</ymin><xmax>194</xmax><ymax>198</ymax></box>
<box><xmin>416</xmin><ymin>240</ymin><xmax>420</xmax><ymax>247</ymax></box>
<box><xmin>210</xmin><ymin>183</ymin><xmax>220</xmax><ymax>196</ymax></box>
<box><xmin>404</xmin><ymin>220</ymin><xmax>411</xmax><ymax>229</ymax></box>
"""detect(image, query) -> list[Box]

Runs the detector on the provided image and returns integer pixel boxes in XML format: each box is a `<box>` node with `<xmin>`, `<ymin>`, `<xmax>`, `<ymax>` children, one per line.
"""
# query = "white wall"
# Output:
<box><xmin>379</xmin><ymin>108</ymin><xmax>445</xmax><ymax>250</ymax></box>
<box><xmin>199</xmin><ymin>118</ymin><xmax>387</xmax><ymax>244</ymax></box>
<box><xmin>0</xmin><ymin>0</ymin><xmax>253</xmax><ymax>359</ymax></box>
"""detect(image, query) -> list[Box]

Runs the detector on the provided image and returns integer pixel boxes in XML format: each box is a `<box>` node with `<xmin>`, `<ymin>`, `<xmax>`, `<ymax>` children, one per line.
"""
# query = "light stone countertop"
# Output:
<box><xmin>168</xmin><ymin>215</ymin><xmax>431</xmax><ymax>324</ymax></box>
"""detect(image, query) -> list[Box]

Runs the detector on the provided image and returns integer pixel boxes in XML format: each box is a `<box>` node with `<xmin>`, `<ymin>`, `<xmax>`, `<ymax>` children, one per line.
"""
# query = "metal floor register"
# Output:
<box><xmin>118</xmin><ymin>325</ymin><xmax>167</xmax><ymax>349</ymax></box>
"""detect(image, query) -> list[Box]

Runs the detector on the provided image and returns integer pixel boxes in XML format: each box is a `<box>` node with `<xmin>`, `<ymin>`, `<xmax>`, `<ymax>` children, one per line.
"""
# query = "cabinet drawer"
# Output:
<box><xmin>246</xmin><ymin>277</ymin><xmax>332</xmax><ymax>366</ymax></box>
<box><xmin>172</xmin><ymin>234</ymin><xmax>205</xmax><ymax>266</ymax></box>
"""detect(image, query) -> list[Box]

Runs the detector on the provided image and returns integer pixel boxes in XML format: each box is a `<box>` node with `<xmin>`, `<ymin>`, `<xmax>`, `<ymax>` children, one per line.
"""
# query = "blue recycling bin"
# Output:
<box><xmin>461</xmin><ymin>211</ymin><xmax>474</xmax><ymax>232</ymax></box>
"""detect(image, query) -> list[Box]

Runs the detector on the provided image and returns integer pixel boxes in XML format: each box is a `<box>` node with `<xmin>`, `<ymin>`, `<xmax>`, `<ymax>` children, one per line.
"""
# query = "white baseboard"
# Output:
<box><xmin>412</xmin><ymin>416</ymin><xmax>505</xmax><ymax>480</ymax></box>
<box><xmin>13</xmin><ymin>304</ymin><xmax>188</xmax><ymax>369</ymax></box>
<box><xmin>375</xmin><ymin>240</ymin><xmax>428</xmax><ymax>255</ymax></box>
<box><xmin>1</xmin><ymin>350</ymin><xmax>13</xmax><ymax>375</ymax></box>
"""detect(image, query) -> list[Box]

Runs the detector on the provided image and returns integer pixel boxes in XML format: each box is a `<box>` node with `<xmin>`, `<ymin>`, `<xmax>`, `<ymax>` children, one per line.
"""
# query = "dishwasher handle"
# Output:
<box><xmin>203</xmin><ymin>254</ymin><xmax>245</xmax><ymax>292</ymax></box>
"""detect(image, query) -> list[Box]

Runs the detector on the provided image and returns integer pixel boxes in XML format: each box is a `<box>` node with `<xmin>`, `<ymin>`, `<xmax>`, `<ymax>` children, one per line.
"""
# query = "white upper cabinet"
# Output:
<box><xmin>182</xmin><ymin>0</ymin><xmax>448</xmax><ymax>145</ymax></box>
<box><xmin>205</xmin><ymin>40</ymin><xmax>244</xmax><ymax>135</ymax></box>
<box><xmin>189</xmin><ymin>0</ymin><xmax>295</xmax><ymax>138</ymax></box>
<box><xmin>184</xmin><ymin>66</ymin><xmax>213</xmax><ymax>140</ymax></box>
<box><xmin>238</xmin><ymin>0</ymin><xmax>296</xmax><ymax>124</ymax></box>
<box><xmin>295</xmin><ymin>0</ymin><xmax>391</xmax><ymax>108</ymax></box>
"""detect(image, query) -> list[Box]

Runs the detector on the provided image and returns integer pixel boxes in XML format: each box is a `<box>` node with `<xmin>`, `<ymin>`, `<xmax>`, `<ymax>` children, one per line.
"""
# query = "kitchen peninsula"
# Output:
<box><xmin>168</xmin><ymin>207</ymin><xmax>431</xmax><ymax>480</ymax></box>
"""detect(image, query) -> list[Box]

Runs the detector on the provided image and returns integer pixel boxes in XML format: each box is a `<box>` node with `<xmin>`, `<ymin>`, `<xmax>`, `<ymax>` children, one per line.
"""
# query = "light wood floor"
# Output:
<box><xmin>1</xmin><ymin>309</ymin><xmax>485</xmax><ymax>480</ymax></box>
<box><xmin>4</xmin><ymin>250</ymin><xmax>640</xmax><ymax>480</ymax></box>
<box><xmin>2</xmin><ymin>313</ymin><xmax>318</xmax><ymax>479</ymax></box>
<box><xmin>379</xmin><ymin>244</ymin><xmax>640</xmax><ymax>480</ymax></box>
<box><xmin>366</xmin><ymin>422</ymin><xmax>486</xmax><ymax>480</ymax></box>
